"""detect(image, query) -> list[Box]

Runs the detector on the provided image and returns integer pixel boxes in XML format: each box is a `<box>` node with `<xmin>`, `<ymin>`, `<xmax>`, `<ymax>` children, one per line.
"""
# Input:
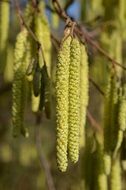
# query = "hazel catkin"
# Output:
<box><xmin>118</xmin><ymin>85</ymin><xmax>126</xmax><ymax>132</ymax></box>
<box><xmin>110</xmin><ymin>157</ymin><xmax>122</xmax><ymax>190</ymax></box>
<box><xmin>34</xmin><ymin>1</ymin><xmax>51</xmax><ymax>76</ymax></box>
<box><xmin>104</xmin><ymin>74</ymin><xmax>119</xmax><ymax>153</ymax></box>
<box><xmin>68</xmin><ymin>37</ymin><xmax>81</xmax><ymax>163</ymax></box>
<box><xmin>12</xmin><ymin>29</ymin><xmax>31</xmax><ymax>137</ymax></box>
<box><xmin>56</xmin><ymin>36</ymin><xmax>71</xmax><ymax>172</ymax></box>
<box><xmin>0</xmin><ymin>0</ymin><xmax>9</xmax><ymax>53</ymax></box>
<box><xmin>79</xmin><ymin>43</ymin><xmax>89</xmax><ymax>148</ymax></box>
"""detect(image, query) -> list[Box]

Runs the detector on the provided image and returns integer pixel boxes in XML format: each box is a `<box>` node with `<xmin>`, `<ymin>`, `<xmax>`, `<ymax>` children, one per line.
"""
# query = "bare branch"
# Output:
<box><xmin>35</xmin><ymin>122</ymin><xmax>56</xmax><ymax>190</ymax></box>
<box><xmin>14</xmin><ymin>0</ymin><xmax>47</xmax><ymax>67</ymax></box>
<box><xmin>89</xmin><ymin>77</ymin><xmax>104</xmax><ymax>96</ymax></box>
<box><xmin>87</xmin><ymin>110</ymin><xmax>102</xmax><ymax>133</ymax></box>
<box><xmin>52</xmin><ymin>0</ymin><xmax>126</xmax><ymax>71</ymax></box>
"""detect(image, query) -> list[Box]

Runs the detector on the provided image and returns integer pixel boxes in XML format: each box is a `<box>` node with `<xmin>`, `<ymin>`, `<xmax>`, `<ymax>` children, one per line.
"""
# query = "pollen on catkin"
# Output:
<box><xmin>68</xmin><ymin>37</ymin><xmax>81</xmax><ymax>163</ymax></box>
<box><xmin>56</xmin><ymin>36</ymin><xmax>71</xmax><ymax>172</ymax></box>
<box><xmin>79</xmin><ymin>43</ymin><xmax>89</xmax><ymax>148</ymax></box>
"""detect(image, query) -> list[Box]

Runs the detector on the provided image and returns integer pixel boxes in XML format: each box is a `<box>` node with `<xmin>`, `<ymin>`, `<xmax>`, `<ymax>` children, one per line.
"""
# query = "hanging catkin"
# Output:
<box><xmin>12</xmin><ymin>29</ymin><xmax>31</xmax><ymax>137</ymax></box>
<box><xmin>95</xmin><ymin>142</ymin><xmax>108</xmax><ymax>190</ymax></box>
<box><xmin>110</xmin><ymin>156</ymin><xmax>122</xmax><ymax>190</ymax></box>
<box><xmin>114</xmin><ymin>85</ymin><xmax>126</xmax><ymax>156</ymax></box>
<box><xmin>34</xmin><ymin>1</ymin><xmax>51</xmax><ymax>76</ymax></box>
<box><xmin>56</xmin><ymin>36</ymin><xmax>71</xmax><ymax>172</ymax></box>
<box><xmin>0</xmin><ymin>0</ymin><xmax>9</xmax><ymax>53</ymax></box>
<box><xmin>31</xmin><ymin>90</ymin><xmax>40</xmax><ymax>113</ymax></box>
<box><xmin>24</xmin><ymin>1</ymin><xmax>33</xmax><ymax>27</ymax></box>
<box><xmin>79</xmin><ymin>43</ymin><xmax>89</xmax><ymax>148</ymax></box>
<box><xmin>4</xmin><ymin>44</ymin><xmax>14</xmax><ymax>83</ymax></box>
<box><xmin>118</xmin><ymin>85</ymin><xmax>126</xmax><ymax>132</ymax></box>
<box><xmin>104</xmin><ymin>74</ymin><xmax>119</xmax><ymax>153</ymax></box>
<box><xmin>68</xmin><ymin>37</ymin><xmax>81</xmax><ymax>163</ymax></box>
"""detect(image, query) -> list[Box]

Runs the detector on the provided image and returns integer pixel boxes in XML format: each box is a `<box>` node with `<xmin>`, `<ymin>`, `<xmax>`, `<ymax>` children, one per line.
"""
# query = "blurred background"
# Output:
<box><xmin>0</xmin><ymin>0</ymin><xmax>126</xmax><ymax>189</ymax></box>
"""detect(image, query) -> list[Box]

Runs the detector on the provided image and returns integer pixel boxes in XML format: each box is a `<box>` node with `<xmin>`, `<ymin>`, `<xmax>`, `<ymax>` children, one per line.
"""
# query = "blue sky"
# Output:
<box><xmin>67</xmin><ymin>0</ymin><xmax>80</xmax><ymax>20</ymax></box>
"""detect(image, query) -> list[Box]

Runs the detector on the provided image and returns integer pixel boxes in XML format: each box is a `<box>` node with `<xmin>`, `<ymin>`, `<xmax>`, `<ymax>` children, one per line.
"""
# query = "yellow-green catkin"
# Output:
<box><xmin>68</xmin><ymin>38</ymin><xmax>81</xmax><ymax>163</ymax></box>
<box><xmin>104</xmin><ymin>74</ymin><xmax>119</xmax><ymax>153</ymax></box>
<box><xmin>110</xmin><ymin>157</ymin><xmax>122</xmax><ymax>190</ymax></box>
<box><xmin>24</xmin><ymin>1</ymin><xmax>33</xmax><ymax>27</ymax></box>
<box><xmin>42</xmin><ymin>66</ymin><xmax>51</xmax><ymax>119</ymax></box>
<box><xmin>4</xmin><ymin>44</ymin><xmax>14</xmax><ymax>83</ymax></box>
<box><xmin>118</xmin><ymin>85</ymin><xmax>126</xmax><ymax>132</ymax></box>
<box><xmin>104</xmin><ymin>153</ymin><xmax>111</xmax><ymax>175</ymax></box>
<box><xmin>0</xmin><ymin>0</ymin><xmax>9</xmax><ymax>53</ymax></box>
<box><xmin>34</xmin><ymin>1</ymin><xmax>51</xmax><ymax>76</ymax></box>
<box><xmin>114</xmin><ymin>85</ymin><xmax>126</xmax><ymax>156</ymax></box>
<box><xmin>56</xmin><ymin>36</ymin><xmax>71</xmax><ymax>172</ymax></box>
<box><xmin>31</xmin><ymin>90</ymin><xmax>40</xmax><ymax>113</ymax></box>
<box><xmin>95</xmin><ymin>143</ymin><xmax>108</xmax><ymax>190</ymax></box>
<box><xmin>79</xmin><ymin>43</ymin><xmax>89</xmax><ymax>148</ymax></box>
<box><xmin>12</xmin><ymin>29</ymin><xmax>30</xmax><ymax>137</ymax></box>
<box><xmin>51</xmin><ymin>13</ymin><xmax>59</xmax><ymax>29</ymax></box>
<box><xmin>109</xmin><ymin>31</ymin><xmax>122</xmax><ymax>78</ymax></box>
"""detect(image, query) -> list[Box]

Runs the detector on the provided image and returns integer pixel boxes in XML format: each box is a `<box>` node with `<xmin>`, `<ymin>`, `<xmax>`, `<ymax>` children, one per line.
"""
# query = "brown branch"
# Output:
<box><xmin>89</xmin><ymin>77</ymin><xmax>104</xmax><ymax>96</ymax></box>
<box><xmin>79</xmin><ymin>26</ymin><xmax>126</xmax><ymax>70</ymax></box>
<box><xmin>52</xmin><ymin>0</ymin><xmax>69</xmax><ymax>21</ymax></box>
<box><xmin>87</xmin><ymin>110</ymin><xmax>102</xmax><ymax>133</ymax></box>
<box><xmin>35</xmin><ymin>122</ymin><xmax>56</xmax><ymax>190</ymax></box>
<box><xmin>51</xmin><ymin>33</ymin><xmax>60</xmax><ymax>50</ymax></box>
<box><xmin>14</xmin><ymin>0</ymin><xmax>47</xmax><ymax>67</ymax></box>
<box><xmin>52</xmin><ymin>0</ymin><xmax>126</xmax><ymax>71</ymax></box>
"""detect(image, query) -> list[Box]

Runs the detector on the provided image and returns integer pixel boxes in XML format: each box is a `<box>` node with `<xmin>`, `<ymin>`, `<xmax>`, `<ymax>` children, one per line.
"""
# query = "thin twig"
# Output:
<box><xmin>14</xmin><ymin>0</ymin><xmax>47</xmax><ymax>67</ymax></box>
<box><xmin>80</xmin><ymin>26</ymin><xmax>126</xmax><ymax>70</ymax></box>
<box><xmin>89</xmin><ymin>77</ymin><xmax>104</xmax><ymax>96</ymax></box>
<box><xmin>51</xmin><ymin>33</ymin><xmax>60</xmax><ymax>50</ymax></box>
<box><xmin>52</xmin><ymin>0</ymin><xmax>69</xmax><ymax>20</ymax></box>
<box><xmin>52</xmin><ymin>0</ymin><xmax>126</xmax><ymax>71</ymax></box>
<box><xmin>87</xmin><ymin>110</ymin><xmax>102</xmax><ymax>132</ymax></box>
<box><xmin>35</xmin><ymin>122</ymin><xmax>56</xmax><ymax>190</ymax></box>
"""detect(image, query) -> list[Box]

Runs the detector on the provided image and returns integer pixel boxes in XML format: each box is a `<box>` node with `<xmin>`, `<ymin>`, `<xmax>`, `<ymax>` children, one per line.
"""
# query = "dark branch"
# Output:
<box><xmin>14</xmin><ymin>0</ymin><xmax>47</xmax><ymax>67</ymax></box>
<box><xmin>52</xmin><ymin>0</ymin><xmax>126</xmax><ymax>71</ymax></box>
<box><xmin>87</xmin><ymin>110</ymin><xmax>102</xmax><ymax>132</ymax></box>
<box><xmin>35</xmin><ymin>122</ymin><xmax>56</xmax><ymax>190</ymax></box>
<box><xmin>89</xmin><ymin>77</ymin><xmax>104</xmax><ymax>96</ymax></box>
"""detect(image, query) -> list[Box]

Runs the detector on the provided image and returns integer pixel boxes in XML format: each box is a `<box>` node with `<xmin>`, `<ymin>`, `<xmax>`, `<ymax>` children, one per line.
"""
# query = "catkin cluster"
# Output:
<box><xmin>27</xmin><ymin>1</ymin><xmax>52</xmax><ymax>114</ymax></box>
<box><xmin>12</xmin><ymin>29</ymin><xmax>29</xmax><ymax>137</ymax></box>
<box><xmin>104</xmin><ymin>74</ymin><xmax>120</xmax><ymax>153</ymax></box>
<box><xmin>12</xmin><ymin>1</ymin><xmax>52</xmax><ymax>137</ymax></box>
<box><xmin>104</xmin><ymin>73</ymin><xmax>126</xmax><ymax>158</ymax></box>
<box><xmin>56</xmin><ymin>34</ymin><xmax>89</xmax><ymax>171</ymax></box>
